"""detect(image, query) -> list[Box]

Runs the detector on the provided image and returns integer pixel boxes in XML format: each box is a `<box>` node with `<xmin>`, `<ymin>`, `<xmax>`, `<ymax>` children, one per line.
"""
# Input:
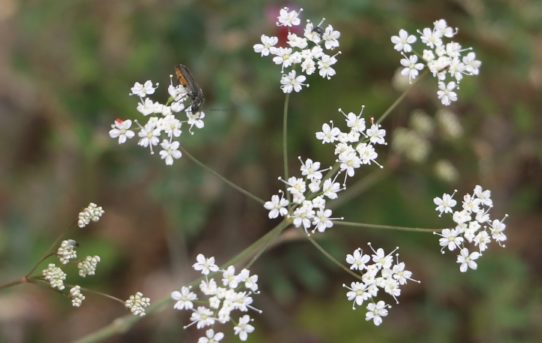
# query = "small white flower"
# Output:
<box><xmin>125</xmin><ymin>292</ymin><xmax>150</xmax><ymax>316</ymax></box>
<box><xmin>473</xmin><ymin>185</ymin><xmax>493</xmax><ymax>207</ymax></box>
<box><xmin>345</xmin><ymin>282</ymin><xmax>369</xmax><ymax>307</ymax></box>
<box><xmin>130</xmin><ymin>80</ymin><xmax>157</xmax><ymax>97</ymax></box>
<box><xmin>190</xmin><ymin>306</ymin><xmax>216</xmax><ymax>329</ymax></box>
<box><xmin>457</xmin><ymin>248</ymin><xmax>480</xmax><ymax>272</ymax></box>
<box><xmin>109</xmin><ymin>119</ymin><xmax>135</xmax><ymax>144</ymax></box>
<box><xmin>419</xmin><ymin>27</ymin><xmax>443</xmax><ymax>48</ymax></box>
<box><xmin>356</xmin><ymin>143</ymin><xmax>378</xmax><ymax>165</ymax></box>
<box><xmin>322</xmin><ymin>25</ymin><xmax>340</xmax><ymax>50</ymax></box>
<box><xmin>312</xmin><ymin>209</ymin><xmax>334</xmax><ymax>233</ymax></box>
<box><xmin>438</xmin><ymin>228</ymin><xmax>464</xmax><ymax>251</ymax></box>
<box><xmin>400</xmin><ymin>54</ymin><xmax>424</xmax><ymax>82</ymax></box>
<box><xmin>171</xmin><ymin>286</ymin><xmax>197</xmax><ymax>311</ymax></box>
<box><xmin>198</xmin><ymin>329</ymin><xmax>224</xmax><ymax>343</ymax></box>
<box><xmin>371</xmin><ymin>248</ymin><xmax>393</xmax><ymax>270</ymax></box>
<box><xmin>490</xmin><ymin>219</ymin><xmax>507</xmax><ymax>243</ymax></box>
<box><xmin>322</xmin><ymin>179</ymin><xmax>341</xmax><ymax>199</ymax></box>
<box><xmin>365</xmin><ymin>124</ymin><xmax>387</xmax><ymax>145</ymax></box>
<box><xmin>365</xmin><ymin>301</ymin><xmax>389</xmax><ymax>326</ymax></box>
<box><xmin>391</xmin><ymin>29</ymin><xmax>416</xmax><ymax>53</ymax></box>
<box><xmin>159</xmin><ymin>140</ymin><xmax>182</xmax><ymax>166</ymax></box>
<box><xmin>253</xmin><ymin>35</ymin><xmax>278</xmax><ymax>57</ymax></box>
<box><xmin>193</xmin><ymin>254</ymin><xmax>219</xmax><ymax>275</ymax></box>
<box><xmin>433</xmin><ymin>192</ymin><xmax>457</xmax><ymax>216</ymax></box>
<box><xmin>280</xmin><ymin>70</ymin><xmax>306</xmax><ymax>94</ymax></box>
<box><xmin>264</xmin><ymin>195</ymin><xmax>289</xmax><ymax>219</ymax></box>
<box><xmin>437</xmin><ymin>81</ymin><xmax>458</xmax><ymax>106</ymax></box>
<box><xmin>316</xmin><ymin>122</ymin><xmax>341</xmax><ymax>143</ymax></box>
<box><xmin>234</xmin><ymin>315</ymin><xmax>255</xmax><ymax>341</ymax></box>
<box><xmin>318</xmin><ymin>54</ymin><xmax>337</xmax><ymax>79</ymax></box>
<box><xmin>346</xmin><ymin>248</ymin><xmax>370</xmax><ymax>271</ymax></box>
<box><xmin>277</xmin><ymin>7</ymin><xmax>301</xmax><ymax>27</ymax></box>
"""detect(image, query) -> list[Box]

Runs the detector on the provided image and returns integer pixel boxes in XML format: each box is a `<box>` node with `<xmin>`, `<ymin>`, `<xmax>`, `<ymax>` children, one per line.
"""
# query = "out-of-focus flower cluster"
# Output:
<box><xmin>171</xmin><ymin>254</ymin><xmax>260</xmax><ymax>342</ymax></box>
<box><xmin>391</xmin><ymin>19</ymin><xmax>481</xmax><ymax>106</ymax></box>
<box><xmin>264</xmin><ymin>107</ymin><xmax>387</xmax><ymax>234</ymax></box>
<box><xmin>41</xmin><ymin>203</ymin><xmax>150</xmax><ymax>315</ymax></box>
<box><xmin>109</xmin><ymin>76</ymin><xmax>206</xmax><ymax>165</ymax></box>
<box><xmin>433</xmin><ymin>185</ymin><xmax>508</xmax><ymax>272</ymax></box>
<box><xmin>125</xmin><ymin>292</ymin><xmax>151</xmax><ymax>317</ymax></box>
<box><xmin>343</xmin><ymin>244</ymin><xmax>418</xmax><ymax>326</ymax></box>
<box><xmin>254</xmin><ymin>7</ymin><xmax>341</xmax><ymax>93</ymax></box>
<box><xmin>78</xmin><ymin>202</ymin><xmax>104</xmax><ymax>228</ymax></box>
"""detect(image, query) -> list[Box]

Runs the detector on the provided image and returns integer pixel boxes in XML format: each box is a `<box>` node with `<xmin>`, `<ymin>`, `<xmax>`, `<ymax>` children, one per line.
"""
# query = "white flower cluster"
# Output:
<box><xmin>391</xmin><ymin>19</ymin><xmax>481</xmax><ymax>106</ymax></box>
<box><xmin>78</xmin><ymin>202</ymin><xmax>104</xmax><ymax>228</ymax></box>
<box><xmin>343</xmin><ymin>244</ymin><xmax>418</xmax><ymax>326</ymax></box>
<box><xmin>253</xmin><ymin>7</ymin><xmax>341</xmax><ymax>93</ymax></box>
<box><xmin>109</xmin><ymin>77</ymin><xmax>206</xmax><ymax>165</ymax></box>
<box><xmin>171</xmin><ymin>254</ymin><xmax>260</xmax><ymax>342</ymax></box>
<box><xmin>78</xmin><ymin>255</ymin><xmax>101</xmax><ymax>277</ymax></box>
<box><xmin>433</xmin><ymin>185</ymin><xmax>508</xmax><ymax>272</ymax></box>
<box><xmin>264</xmin><ymin>107</ymin><xmax>387</xmax><ymax>234</ymax></box>
<box><xmin>57</xmin><ymin>239</ymin><xmax>78</xmax><ymax>264</ymax></box>
<box><xmin>42</xmin><ymin>263</ymin><xmax>67</xmax><ymax>291</ymax></box>
<box><xmin>125</xmin><ymin>291</ymin><xmax>151</xmax><ymax>317</ymax></box>
<box><xmin>70</xmin><ymin>286</ymin><xmax>85</xmax><ymax>307</ymax></box>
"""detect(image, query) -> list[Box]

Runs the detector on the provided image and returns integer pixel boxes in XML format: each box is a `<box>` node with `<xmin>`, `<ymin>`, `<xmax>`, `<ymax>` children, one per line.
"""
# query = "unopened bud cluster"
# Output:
<box><xmin>78</xmin><ymin>203</ymin><xmax>105</xmax><ymax>228</ymax></box>
<box><xmin>125</xmin><ymin>292</ymin><xmax>151</xmax><ymax>317</ymax></box>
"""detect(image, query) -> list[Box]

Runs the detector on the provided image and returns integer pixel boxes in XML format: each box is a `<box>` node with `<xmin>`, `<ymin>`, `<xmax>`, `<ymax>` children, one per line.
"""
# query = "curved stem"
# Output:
<box><xmin>282</xmin><ymin>94</ymin><xmax>291</xmax><ymax>205</ymax></box>
<box><xmin>335</xmin><ymin>221</ymin><xmax>440</xmax><ymax>233</ymax></box>
<box><xmin>307</xmin><ymin>235</ymin><xmax>362</xmax><ymax>281</ymax></box>
<box><xmin>0</xmin><ymin>277</ymin><xmax>28</xmax><ymax>290</ymax></box>
<box><xmin>26</xmin><ymin>252</ymin><xmax>57</xmax><ymax>278</ymax></box>
<box><xmin>377</xmin><ymin>70</ymin><xmax>428</xmax><ymax>124</ymax></box>
<box><xmin>79</xmin><ymin>286</ymin><xmax>125</xmax><ymax>305</ymax></box>
<box><xmin>180</xmin><ymin>147</ymin><xmax>264</xmax><ymax>205</ymax></box>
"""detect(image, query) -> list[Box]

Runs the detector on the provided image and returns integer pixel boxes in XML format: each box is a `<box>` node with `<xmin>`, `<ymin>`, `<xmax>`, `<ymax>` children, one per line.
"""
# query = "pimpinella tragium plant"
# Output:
<box><xmin>1</xmin><ymin>7</ymin><xmax>509</xmax><ymax>343</ymax></box>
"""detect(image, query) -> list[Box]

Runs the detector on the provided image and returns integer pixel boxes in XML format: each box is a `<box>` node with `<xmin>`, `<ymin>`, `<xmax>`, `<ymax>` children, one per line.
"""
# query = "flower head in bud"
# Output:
<box><xmin>125</xmin><ymin>292</ymin><xmax>151</xmax><ymax>316</ymax></box>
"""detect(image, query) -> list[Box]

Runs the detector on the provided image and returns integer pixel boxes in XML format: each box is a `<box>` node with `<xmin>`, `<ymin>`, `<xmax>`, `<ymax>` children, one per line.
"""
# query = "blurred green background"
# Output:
<box><xmin>0</xmin><ymin>0</ymin><xmax>541</xmax><ymax>342</ymax></box>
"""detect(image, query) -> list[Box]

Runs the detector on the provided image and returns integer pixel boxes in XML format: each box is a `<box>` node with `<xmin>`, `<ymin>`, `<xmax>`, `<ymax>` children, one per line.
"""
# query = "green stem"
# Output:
<box><xmin>245</xmin><ymin>221</ymin><xmax>290</xmax><ymax>269</ymax></box>
<box><xmin>282</xmin><ymin>94</ymin><xmax>291</xmax><ymax>205</ymax></box>
<box><xmin>335</xmin><ymin>221</ymin><xmax>440</xmax><ymax>233</ymax></box>
<box><xmin>25</xmin><ymin>252</ymin><xmax>57</xmax><ymax>278</ymax></box>
<box><xmin>0</xmin><ymin>277</ymin><xmax>28</xmax><ymax>290</ymax></box>
<box><xmin>79</xmin><ymin>286</ymin><xmax>125</xmax><ymax>305</ymax></box>
<box><xmin>307</xmin><ymin>235</ymin><xmax>362</xmax><ymax>281</ymax></box>
<box><xmin>377</xmin><ymin>70</ymin><xmax>427</xmax><ymax>124</ymax></box>
<box><xmin>180</xmin><ymin>147</ymin><xmax>264</xmax><ymax>205</ymax></box>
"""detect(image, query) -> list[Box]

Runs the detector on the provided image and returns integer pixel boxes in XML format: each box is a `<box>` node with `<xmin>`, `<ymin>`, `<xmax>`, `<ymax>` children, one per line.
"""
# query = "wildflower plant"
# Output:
<box><xmin>0</xmin><ymin>7</ymin><xmax>511</xmax><ymax>343</ymax></box>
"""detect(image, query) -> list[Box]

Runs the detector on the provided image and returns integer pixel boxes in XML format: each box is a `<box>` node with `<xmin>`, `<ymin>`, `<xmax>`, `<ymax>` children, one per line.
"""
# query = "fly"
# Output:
<box><xmin>175</xmin><ymin>64</ymin><xmax>205</xmax><ymax>113</ymax></box>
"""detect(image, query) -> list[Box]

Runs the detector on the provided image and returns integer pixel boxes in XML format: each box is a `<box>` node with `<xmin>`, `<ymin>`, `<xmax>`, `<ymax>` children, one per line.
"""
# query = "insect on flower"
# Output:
<box><xmin>175</xmin><ymin>64</ymin><xmax>205</xmax><ymax>113</ymax></box>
